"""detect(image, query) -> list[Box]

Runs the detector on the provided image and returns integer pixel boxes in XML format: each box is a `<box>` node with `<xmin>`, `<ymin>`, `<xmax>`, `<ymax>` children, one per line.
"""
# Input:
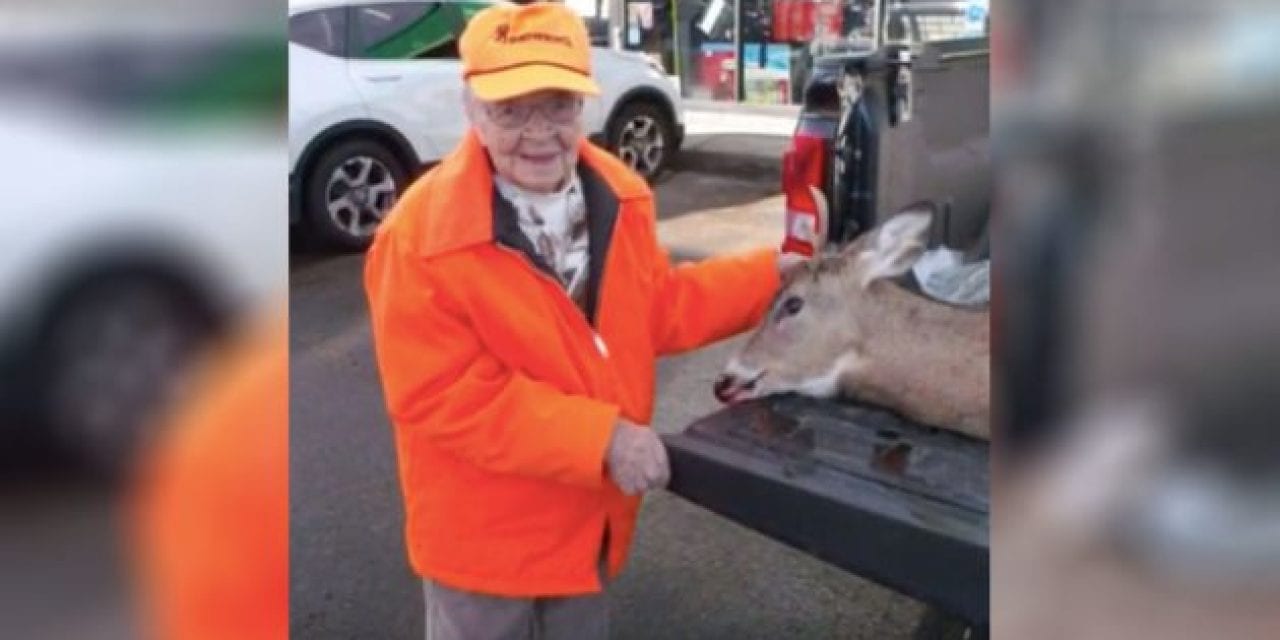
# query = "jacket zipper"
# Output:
<box><xmin>495</xmin><ymin>244</ymin><xmax>611</xmax><ymax>362</ymax></box>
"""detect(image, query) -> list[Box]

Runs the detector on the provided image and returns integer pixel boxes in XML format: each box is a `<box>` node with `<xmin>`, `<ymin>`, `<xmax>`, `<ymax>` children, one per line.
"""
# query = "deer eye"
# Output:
<box><xmin>779</xmin><ymin>296</ymin><xmax>804</xmax><ymax>318</ymax></box>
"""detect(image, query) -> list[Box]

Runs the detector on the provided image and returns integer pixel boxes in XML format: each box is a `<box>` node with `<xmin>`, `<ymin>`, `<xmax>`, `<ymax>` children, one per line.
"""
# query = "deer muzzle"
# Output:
<box><xmin>714</xmin><ymin>372</ymin><xmax>760</xmax><ymax>404</ymax></box>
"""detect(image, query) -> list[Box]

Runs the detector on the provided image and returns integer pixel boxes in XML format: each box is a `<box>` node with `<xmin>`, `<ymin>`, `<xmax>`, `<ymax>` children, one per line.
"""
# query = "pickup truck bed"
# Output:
<box><xmin>662</xmin><ymin>394</ymin><xmax>989</xmax><ymax>626</ymax></box>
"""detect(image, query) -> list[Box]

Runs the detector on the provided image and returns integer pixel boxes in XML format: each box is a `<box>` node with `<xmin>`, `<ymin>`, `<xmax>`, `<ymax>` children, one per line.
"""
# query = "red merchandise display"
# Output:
<box><xmin>773</xmin><ymin>0</ymin><xmax>843</xmax><ymax>43</ymax></box>
<box><xmin>772</xmin><ymin>0</ymin><xmax>793</xmax><ymax>41</ymax></box>
<box><xmin>697</xmin><ymin>48</ymin><xmax>738</xmax><ymax>100</ymax></box>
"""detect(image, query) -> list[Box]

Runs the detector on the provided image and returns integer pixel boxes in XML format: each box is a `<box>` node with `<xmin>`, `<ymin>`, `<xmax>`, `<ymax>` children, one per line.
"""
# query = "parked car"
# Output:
<box><xmin>665</xmin><ymin>2</ymin><xmax>991</xmax><ymax>638</ymax></box>
<box><xmin>288</xmin><ymin>0</ymin><xmax>686</xmax><ymax>250</ymax></box>
<box><xmin>0</xmin><ymin>23</ymin><xmax>286</xmax><ymax>472</ymax></box>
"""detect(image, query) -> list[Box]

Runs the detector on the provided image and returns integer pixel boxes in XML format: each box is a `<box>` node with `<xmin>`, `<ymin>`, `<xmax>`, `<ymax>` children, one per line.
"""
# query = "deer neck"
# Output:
<box><xmin>839</xmin><ymin>282</ymin><xmax>990</xmax><ymax>434</ymax></box>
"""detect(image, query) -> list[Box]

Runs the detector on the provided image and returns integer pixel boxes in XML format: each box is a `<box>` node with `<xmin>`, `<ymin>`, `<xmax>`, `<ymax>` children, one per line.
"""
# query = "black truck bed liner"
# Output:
<box><xmin>662</xmin><ymin>394</ymin><xmax>989</xmax><ymax>625</ymax></box>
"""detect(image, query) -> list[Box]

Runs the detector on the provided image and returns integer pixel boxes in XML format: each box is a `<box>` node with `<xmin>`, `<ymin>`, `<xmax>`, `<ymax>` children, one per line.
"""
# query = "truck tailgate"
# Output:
<box><xmin>662</xmin><ymin>394</ymin><xmax>989</xmax><ymax>625</ymax></box>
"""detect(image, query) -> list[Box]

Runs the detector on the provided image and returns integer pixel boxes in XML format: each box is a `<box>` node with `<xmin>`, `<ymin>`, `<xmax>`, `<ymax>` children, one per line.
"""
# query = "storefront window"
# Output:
<box><xmin>885</xmin><ymin>0</ymin><xmax>990</xmax><ymax>45</ymax></box>
<box><xmin>615</xmin><ymin>0</ymin><xmax>738</xmax><ymax>102</ymax></box>
<box><xmin>738</xmin><ymin>0</ymin><xmax>794</xmax><ymax>105</ymax></box>
<box><xmin>620</xmin><ymin>0</ymin><xmax>988</xmax><ymax>105</ymax></box>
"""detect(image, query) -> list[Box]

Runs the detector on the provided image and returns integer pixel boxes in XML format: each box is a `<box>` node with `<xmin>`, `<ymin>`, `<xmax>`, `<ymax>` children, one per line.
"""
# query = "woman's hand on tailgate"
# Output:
<box><xmin>606</xmin><ymin>419</ymin><xmax>670</xmax><ymax>495</ymax></box>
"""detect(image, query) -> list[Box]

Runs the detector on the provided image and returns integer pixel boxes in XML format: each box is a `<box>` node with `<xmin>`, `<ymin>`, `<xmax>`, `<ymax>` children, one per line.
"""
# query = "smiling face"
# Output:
<box><xmin>466</xmin><ymin>88</ymin><xmax>585</xmax><ymax>193</ymax></box>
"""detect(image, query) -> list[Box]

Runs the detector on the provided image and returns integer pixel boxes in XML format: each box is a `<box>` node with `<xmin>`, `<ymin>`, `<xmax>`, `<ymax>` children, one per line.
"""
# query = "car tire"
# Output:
<box><xmin>31</xmin><ymin>273</ymin><xmax>218</xmax><ymax>476</ymax></box>
<box><xmin>303</xmin><ymin>138</ymin><xmax>407</xmax><ymax>251</ymax></box>
<box><xmin>606</xmin><ymin>100</ymin><xmax>675</xmax><ymax>182</ymax></box>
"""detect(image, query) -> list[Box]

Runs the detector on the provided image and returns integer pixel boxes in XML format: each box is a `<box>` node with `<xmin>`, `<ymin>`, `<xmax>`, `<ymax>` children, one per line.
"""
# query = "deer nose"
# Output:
<box><xmin>714</xmin><ymin>373</ymin><xmax>759</xmax><ymax>404</ymax></box>
<box><xmin>714</xmin><ymin>375</ymin><xmax>736</xmax><ymax>403</ymax></box>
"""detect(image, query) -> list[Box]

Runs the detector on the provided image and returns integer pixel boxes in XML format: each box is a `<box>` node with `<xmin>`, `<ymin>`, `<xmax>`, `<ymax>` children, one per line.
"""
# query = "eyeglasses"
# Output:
<box><xmin>483</xmin><ymin>93</ymin><xmax>583</xmax><ymax>129</ymax></box>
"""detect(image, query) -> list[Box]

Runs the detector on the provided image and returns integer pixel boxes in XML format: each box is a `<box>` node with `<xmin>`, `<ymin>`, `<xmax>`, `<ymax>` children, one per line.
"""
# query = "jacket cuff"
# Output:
<box><xmin>565</xmin><ymin>398</ymin><xmax>620</xmax><ymax>488</ymax></box>
<box><xmin>743</xmin><ymin>247</ymin><xmax>783</xmax><ymax>320</ymax></box>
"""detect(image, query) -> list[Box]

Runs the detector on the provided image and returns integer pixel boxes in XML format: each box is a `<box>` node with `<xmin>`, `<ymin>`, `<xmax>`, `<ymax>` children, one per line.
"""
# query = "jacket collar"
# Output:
<box><xmin>489</xmin><ymin>145</ymin><xmax>622</xmax><ymax>326</ymax></box>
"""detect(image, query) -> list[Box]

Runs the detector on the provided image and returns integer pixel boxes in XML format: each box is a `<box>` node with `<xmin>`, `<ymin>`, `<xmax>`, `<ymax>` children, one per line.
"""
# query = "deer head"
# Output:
<box><xmin>715</xmin><ymin>189</ymin><xmax>990</xmax><ymax>437</ymax></box>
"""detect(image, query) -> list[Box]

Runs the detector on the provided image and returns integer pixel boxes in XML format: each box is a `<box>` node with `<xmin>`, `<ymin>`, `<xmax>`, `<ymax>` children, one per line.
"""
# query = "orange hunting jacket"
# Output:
<box><xmin>132</xmin><ymin>312</ymin><xmax>288</xmax><ymax>640</ymax></box>
<box><xmin>364</xmin><ymin>129</ymin><xmax>780</xmax><ymax>597</ymax></box>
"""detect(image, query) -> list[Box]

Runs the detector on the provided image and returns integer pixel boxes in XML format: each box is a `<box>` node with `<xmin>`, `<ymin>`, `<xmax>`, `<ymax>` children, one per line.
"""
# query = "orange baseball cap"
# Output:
<box><xmin>460</xmin><ymin>2</ymin><xmax>601</xmax><ymax>102</ymax></box>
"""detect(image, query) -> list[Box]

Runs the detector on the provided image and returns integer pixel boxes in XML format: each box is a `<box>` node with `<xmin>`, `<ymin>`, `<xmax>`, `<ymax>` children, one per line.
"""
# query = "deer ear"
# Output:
<box><xmin>858</xmin><ymin>207</ymin><xmax>933</xmax><ymax>287</ymax></box>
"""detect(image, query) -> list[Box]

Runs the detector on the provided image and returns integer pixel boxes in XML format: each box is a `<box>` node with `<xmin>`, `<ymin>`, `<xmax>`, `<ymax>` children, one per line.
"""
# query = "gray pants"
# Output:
<box><xmin>423</xmin><ymin>570</ymin><xmax>609</xmax><ymax>640</ymax></box>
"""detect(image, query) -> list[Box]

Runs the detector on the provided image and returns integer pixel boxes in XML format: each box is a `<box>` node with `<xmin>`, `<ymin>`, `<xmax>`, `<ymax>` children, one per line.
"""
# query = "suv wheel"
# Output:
<box><xmin>607</xmin><ymin>101</ymin><xmax>675</xmax><ymax>181</ymax></box>
<box><xmin>304</xmin><ymin>138</ymin><xmax>406</xmax><ymax>251</ymax></box>
<box><xmin>33</xmin><ymin>274</ymin><xmax>216</xmax><ymax>475</ymax></box>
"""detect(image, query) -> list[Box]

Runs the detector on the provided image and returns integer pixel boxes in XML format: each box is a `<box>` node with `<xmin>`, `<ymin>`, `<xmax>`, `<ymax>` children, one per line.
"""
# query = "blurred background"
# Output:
<box><xmin>5</xmin><ymin>0</ymin><xmax>1280</xmax><ymax>637</ymax></box>
<box><xmin>994</xmin><ymin>0</ymin><xmax>1280</xmax><ymax>637</ymax></box>
<box><xmin>0</xmin><ymin>1</ymin><xmax>287</xmax><ymax>638</ymax></box>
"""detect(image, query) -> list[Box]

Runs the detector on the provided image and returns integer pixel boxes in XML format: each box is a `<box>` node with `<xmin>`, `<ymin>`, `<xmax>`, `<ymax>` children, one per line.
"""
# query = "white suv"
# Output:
<box><xmin>289</xmin><ymin>0</ymin><xmax>685</xmax><ymax>249</ymax></box>
<box><xmin>0</xmin><ymin>19</ymin><xmax>285</xmax><ymax>472</ymax></box>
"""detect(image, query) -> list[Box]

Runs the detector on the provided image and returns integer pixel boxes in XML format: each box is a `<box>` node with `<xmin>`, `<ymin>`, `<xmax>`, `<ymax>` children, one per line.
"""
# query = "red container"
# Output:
<box><xmin>783</xmin><ymin>1</ymin><xmax>844</xmax><ymax>42</ymax></box>
<box><xmin>780</xmin><ymin>123</ymin><xmax>829</xmax><ymax>256</ymax></box>
<box><xmin>818</xmin><ymin>2</ymin><xmax>843</xmax><ymax>39</ymax></box>
<box><xmin>772</xmin><ymin>0</ymin><xmax>793</xmax><ymax>41</ymax></box>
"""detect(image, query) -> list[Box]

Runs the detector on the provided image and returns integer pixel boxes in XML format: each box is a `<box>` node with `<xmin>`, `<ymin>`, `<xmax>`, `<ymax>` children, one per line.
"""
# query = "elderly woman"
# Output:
<box><xmin>364</xmin><ymin>3</ymin><xmax>783</xmax><ymax>638</ymax></box>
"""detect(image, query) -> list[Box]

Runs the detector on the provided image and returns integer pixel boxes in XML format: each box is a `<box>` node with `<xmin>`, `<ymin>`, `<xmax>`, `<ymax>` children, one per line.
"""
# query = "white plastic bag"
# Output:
<box><xmin>912</xmin><ymin>247</ymin><xmax>990</xmax><ymax>306</ymax></box>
